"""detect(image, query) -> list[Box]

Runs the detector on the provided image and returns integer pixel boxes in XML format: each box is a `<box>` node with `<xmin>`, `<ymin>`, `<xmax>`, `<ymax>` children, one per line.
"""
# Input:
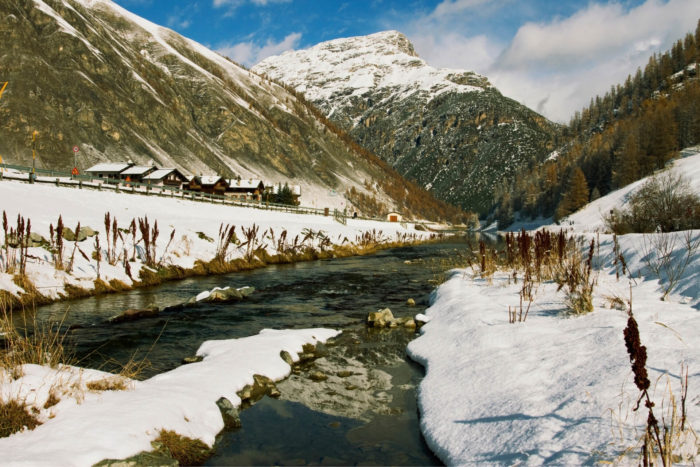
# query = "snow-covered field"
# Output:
<box><xmin>409</xmin><ymin>150</ymin><xmax>700</xmax><ymax>464</ymax></box>
<box><xmin>0</xmin><ymin>177</ymin><xmax>429</xmax><ymax>301</ymax></box>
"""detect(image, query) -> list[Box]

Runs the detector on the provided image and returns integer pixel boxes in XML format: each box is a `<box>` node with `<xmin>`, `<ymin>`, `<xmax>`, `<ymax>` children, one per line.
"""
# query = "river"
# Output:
<box><xmin>33</xmin><ymin>240</ymin><xmax>480</xmax><ymax>465</ymax></box>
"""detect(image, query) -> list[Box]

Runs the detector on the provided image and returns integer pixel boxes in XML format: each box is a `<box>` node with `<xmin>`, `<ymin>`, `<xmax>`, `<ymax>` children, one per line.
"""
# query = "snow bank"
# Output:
<box><xmin>0</xmin><ymin>328</ymin><xmax>339</xmax><ymax>465</ymax></box>
<box><xmin>408</xmin><ymin>236</ymin><xmax>700</xmax><ymax>464</ymax></box>
<box><xmin>559</xmin><ymin>149</ymin><xmax>700</xmax><ymax>233</ymax></box>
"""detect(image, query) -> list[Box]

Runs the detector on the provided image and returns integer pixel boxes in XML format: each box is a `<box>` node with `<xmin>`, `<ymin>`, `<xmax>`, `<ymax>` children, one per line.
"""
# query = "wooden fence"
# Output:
<box><xmin>0</xmin><ymin>163</ymin><xmax>362</xmax><ymax>223</ymax></box>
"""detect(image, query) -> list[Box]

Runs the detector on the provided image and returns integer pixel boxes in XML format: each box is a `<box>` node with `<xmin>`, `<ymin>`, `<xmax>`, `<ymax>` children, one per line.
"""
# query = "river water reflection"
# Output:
<box><xmin>36</xmin><ymin>239</ymin><xmax>491</xmax><ymax>465</ymax></box>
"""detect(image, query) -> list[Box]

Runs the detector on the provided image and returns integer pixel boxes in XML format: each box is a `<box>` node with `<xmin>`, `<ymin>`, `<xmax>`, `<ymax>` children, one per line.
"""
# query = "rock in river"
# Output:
<box><xmin>108</xmin><ymin>306</ymin><xmax>159</xmax><ymax>323</ymax></box>
<box><xmin>366</xmin><ymin>308</ymin><xmax>395</xmax><ymax>328</ymax></box>
<box><xmin>189</xmin><ymin>286</ymin><xmax>255</xmax><ymax>304</ymax></box>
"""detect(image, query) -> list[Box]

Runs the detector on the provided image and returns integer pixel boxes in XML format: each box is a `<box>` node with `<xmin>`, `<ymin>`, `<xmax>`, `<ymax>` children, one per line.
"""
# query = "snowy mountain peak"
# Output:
<box><xmin>317</xmin><ymin>30</ymin><xmax>419</xmax><ymax>58</ymax></box>
<box><xmin>254</xmin><ymin>30</ymin><xmax>491</xmax><ymax>105</ymax></box>
<box><xmin>253</xmin><ymin>30</ymin><xmax>556</xmax><ymax>214</ymax></box>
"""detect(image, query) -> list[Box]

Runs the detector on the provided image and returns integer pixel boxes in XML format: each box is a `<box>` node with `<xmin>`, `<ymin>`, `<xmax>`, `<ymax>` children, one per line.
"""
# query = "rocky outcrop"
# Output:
<box><xmin>237</xmin><ymin>374</ymin><xmax>281</xmax><ymax>406</ymax></box>
<box><xmin>190</xmin><ymin>286</ymin><xmax>254</xmax><ymax>304</ymax></box>
<box><xmin>108</xmin><ymin>306</ymin><xmax>160</xmax><ymax>323</ymax></box>
<box><xmin>107</xmin><ymin>286</ymin><xmax>253</xmax><ymax>323</ymax></box>
<box><xmin>216</xmin><ymin>397</ymin><xmax>242</xmax><ymax>429</ymax></box>
<box><xmin>62</xmin><ymin>226</ymin><xmax>98</xmax><ymax>242</ymax></box>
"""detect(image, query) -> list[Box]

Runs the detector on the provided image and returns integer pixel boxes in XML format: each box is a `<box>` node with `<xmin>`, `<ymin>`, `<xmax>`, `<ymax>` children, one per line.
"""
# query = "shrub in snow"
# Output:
<box><xmin>604</xmin><ymin>172</ymin><xmax>700</xmax><ymax>234</ymax></box>
<box><xmin>641</xmin><ymin>230</ymin><xmax>700</xmax><ymax>300</ymax></box>
<box><xmin>0</xmin><ymin>399</ymin><xmax>41</xmax><ymax>438</ymax></box>
<box><xmin>554</xmin><ymin>238</ymin><xmax>596</xmax><ymax>315</ymax></box>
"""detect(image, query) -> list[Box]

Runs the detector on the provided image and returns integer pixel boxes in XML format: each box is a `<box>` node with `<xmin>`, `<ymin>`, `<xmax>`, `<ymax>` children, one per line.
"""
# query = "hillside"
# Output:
<box><xmin>254</xmin><ymin>31</ymin><xmax>558</xmax><ymax>215</ymax></box>
<box><xmin>0</xmin><ymin>0</ymin><xmax>466</xmax><ymax>221</ymax></box>
<box><xmin>494</xmin><ymin>21</ymin><xmax>700</xmax><ymax>227</ymax></box>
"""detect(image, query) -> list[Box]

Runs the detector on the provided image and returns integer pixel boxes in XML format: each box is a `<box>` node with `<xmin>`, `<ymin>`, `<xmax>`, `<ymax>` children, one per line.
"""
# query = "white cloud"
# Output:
<box><xmin>496</xmin><ymin>1</ymin><xmax>691</xmax><ymax>71</ymax></box>
<box><xmin>410</xmin><ymin>33</ymin><xmax>500</xmax><ymax>75</ymax></box>
<box><xmin>403</xmin><ymin>0</ymin><xmax>700</xmax><ymax>122</ymax></box>
<box><xmin>167</xmin><ymin>15</ymin><xmax>192</xmax><ymax>30</ymax></box>
<box><xmin>429</xmin><ymin>0</ymin><xmax>492</xmax><ymax>19</ymax></box>
<box><xmin>213</xmin><ymin>0</ymin><xmax>291</xmax><ymax>9</ymax></box>
<box><xmin>216</xmin><ymin>32</ymin><xmax>302</xmax><ymax>67</ymax></box>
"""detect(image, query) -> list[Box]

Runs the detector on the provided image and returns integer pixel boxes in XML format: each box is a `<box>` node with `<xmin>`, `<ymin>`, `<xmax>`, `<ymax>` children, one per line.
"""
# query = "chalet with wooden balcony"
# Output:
<box><xmin>226</xmin><ymin>179</ymin><xmax>265</xmax><ymax>201</ymax></box>
<box><xmin>142</xmin><ymin>168</ymin><xmax>189</xmax><ymax>188</ymax></box>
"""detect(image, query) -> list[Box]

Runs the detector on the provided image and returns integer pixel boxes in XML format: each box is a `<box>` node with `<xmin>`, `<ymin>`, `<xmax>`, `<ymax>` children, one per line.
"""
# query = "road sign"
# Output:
<box><xmin>71</xmin><ymin>167</ymin><xmax>79</xmax><ymax>176</ymax></box>
<box><xmin>73</xmin><ymin>146</ymin><xmax>79</xmax><ymax>153</ymax></box>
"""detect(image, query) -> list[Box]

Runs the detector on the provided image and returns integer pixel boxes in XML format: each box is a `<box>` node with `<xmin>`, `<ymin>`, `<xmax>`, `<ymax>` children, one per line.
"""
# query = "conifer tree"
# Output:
<box><xmin>276</xmin><ymin>183</ymin><xmax>296</xmax><ymax>206</ymax></box>
<box><xmin>555</xmin><ymin>167</ymin><xmax>589</xmax><ymax>221</ymax></box>
<box><xmin>613</xmin><ymin>131</ymin><xmax>641</xmax><ymax>188</ymax></box>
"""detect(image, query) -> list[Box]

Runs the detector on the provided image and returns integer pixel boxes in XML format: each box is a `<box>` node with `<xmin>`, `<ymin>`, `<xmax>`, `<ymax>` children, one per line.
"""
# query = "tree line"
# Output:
<box><xmin>492</xmin><ymin>20</ymin><xmax>700</xmax><ymax>226</ymax></box>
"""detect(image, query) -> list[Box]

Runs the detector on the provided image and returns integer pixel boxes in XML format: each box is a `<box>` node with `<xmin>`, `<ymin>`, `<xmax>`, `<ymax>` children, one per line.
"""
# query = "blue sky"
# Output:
<box><xmin>113</xmin><ymin>0</ymin><xmax>700</xmax><ymax>122</ymax></box>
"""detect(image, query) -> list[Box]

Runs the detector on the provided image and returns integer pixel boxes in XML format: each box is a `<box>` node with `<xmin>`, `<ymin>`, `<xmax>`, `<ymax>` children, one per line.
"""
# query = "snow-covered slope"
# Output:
<box><xmin>254</xmin><ymin>31</ymin><xmax>556</xmax><ymax>214</ymax></box>
<box><xmin>559</xmin><ymin>147</ymin><xmax>700</xmax><ymax>232</ymax></box>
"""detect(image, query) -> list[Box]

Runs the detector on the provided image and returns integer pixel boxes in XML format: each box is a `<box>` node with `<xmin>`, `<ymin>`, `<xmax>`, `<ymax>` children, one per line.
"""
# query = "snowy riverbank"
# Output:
<box><xmin>408</xmin><ymin>150</ymin><xmax>700</xmax><ymax>464</ymax></box>
<box><xmin>0</xmin><ymin>328</ymin><xmax>339</xmax><ymax>465</ymax></box>
<box><xmin>409</xmin><ymin>232</ymin><xmax>699</xmax><ymax>464</ymax></box>
<box><xmin>0</xmin><ymin>178</ymin><xmax>432</xmax><ymax>303</ymax></box>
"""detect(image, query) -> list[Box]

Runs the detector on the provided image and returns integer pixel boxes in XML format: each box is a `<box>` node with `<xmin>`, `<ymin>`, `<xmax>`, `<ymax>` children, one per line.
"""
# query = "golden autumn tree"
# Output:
<box><xmin>555</xmin><ymin>167</ymin><xmax>589</xmax><ymax>221</ymax></box>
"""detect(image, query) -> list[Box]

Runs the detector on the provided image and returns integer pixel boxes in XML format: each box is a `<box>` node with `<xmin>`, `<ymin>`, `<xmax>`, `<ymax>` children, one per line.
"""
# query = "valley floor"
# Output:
<box><xmin>1</xmin><ymin>153</ymin><xmax>699</xmax><ymax>465</ymax></box>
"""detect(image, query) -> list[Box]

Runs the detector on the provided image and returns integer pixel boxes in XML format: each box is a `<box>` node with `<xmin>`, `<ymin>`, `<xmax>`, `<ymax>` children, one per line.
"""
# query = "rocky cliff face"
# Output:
<box><xmin>254</xmin><ymin>31</ymin><xmax>558</xmax><ymax>214</ymax></box>
<box><xmin>0</xmin><ymin>0</ymin><xmax>419</xmax><ymax>213</ymax></box>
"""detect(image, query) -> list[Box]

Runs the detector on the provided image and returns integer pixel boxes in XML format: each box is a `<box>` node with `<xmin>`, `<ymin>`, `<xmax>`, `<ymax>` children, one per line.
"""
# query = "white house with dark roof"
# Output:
<box><xmin>120</xmin><ymin>165</ymin><xmax>157</xmax><ymax>183</ymax></box>
<box><xmin>85</xmin><ymin>162</ymin><xmax>133</xmax><ymax>181</ymax></box>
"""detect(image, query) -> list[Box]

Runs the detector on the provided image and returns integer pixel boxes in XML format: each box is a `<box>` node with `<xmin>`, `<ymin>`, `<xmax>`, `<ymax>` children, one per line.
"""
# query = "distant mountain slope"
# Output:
<box><xmin>493</xmin><ymin>21</ymin><xmax>700</xmax><ymax>227</ymax></box>
<box><xmin>0</xmin><ymin>0</ymin><xmax>466</xmax><ymax>220</ymax></box>
<box><xmin>254</xmin><ymin>31</ymin><xmax>558</xmax><ymax>214</ymax></box>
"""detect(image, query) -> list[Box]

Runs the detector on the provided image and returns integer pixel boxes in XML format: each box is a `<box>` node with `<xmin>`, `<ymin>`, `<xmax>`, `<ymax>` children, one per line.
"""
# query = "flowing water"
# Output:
<box><xmin>34</xmin><ymin>240</ymin><xmax>484</xmax><ymax>465</ymax></box>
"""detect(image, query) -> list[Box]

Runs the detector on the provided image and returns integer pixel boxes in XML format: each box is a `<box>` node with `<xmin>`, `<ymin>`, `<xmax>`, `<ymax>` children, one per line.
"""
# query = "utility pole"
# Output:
<box><xmin>0</xmin><ymin>83</ymin><xmax>6</xmax><ymax>175</ymax></box>
<box><xmin>31</xmin><ymin>130</ymin><xmax>38</xmax><ymax>183</ymax></box>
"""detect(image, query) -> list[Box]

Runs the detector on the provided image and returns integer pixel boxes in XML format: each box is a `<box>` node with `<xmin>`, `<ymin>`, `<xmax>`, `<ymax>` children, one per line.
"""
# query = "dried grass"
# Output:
<box><xmin>86</xmin><ymin>376</ymin><xmax>130</xmax><ymax>392</ymax></box>
<box><xmin>0</xmin><ymin>399</ymin><xmax>41</xmax><ymax>438</ymax></box>
<box><xmin>154</xmin><ymin>429</ymin><xmax>211</xmax><ymax>465</ymax></box>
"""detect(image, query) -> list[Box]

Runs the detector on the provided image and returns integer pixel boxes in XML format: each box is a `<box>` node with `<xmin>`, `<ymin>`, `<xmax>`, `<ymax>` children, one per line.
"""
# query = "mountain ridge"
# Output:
<box><xmin>0</xmin><ymin>0</ymin><xmax>469</xmax><ymax>221</ymax></box>
<box><xmin>254</xmin><ymin>30</ymin><xmax>557</xmax><ymax>214</ymax></box>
